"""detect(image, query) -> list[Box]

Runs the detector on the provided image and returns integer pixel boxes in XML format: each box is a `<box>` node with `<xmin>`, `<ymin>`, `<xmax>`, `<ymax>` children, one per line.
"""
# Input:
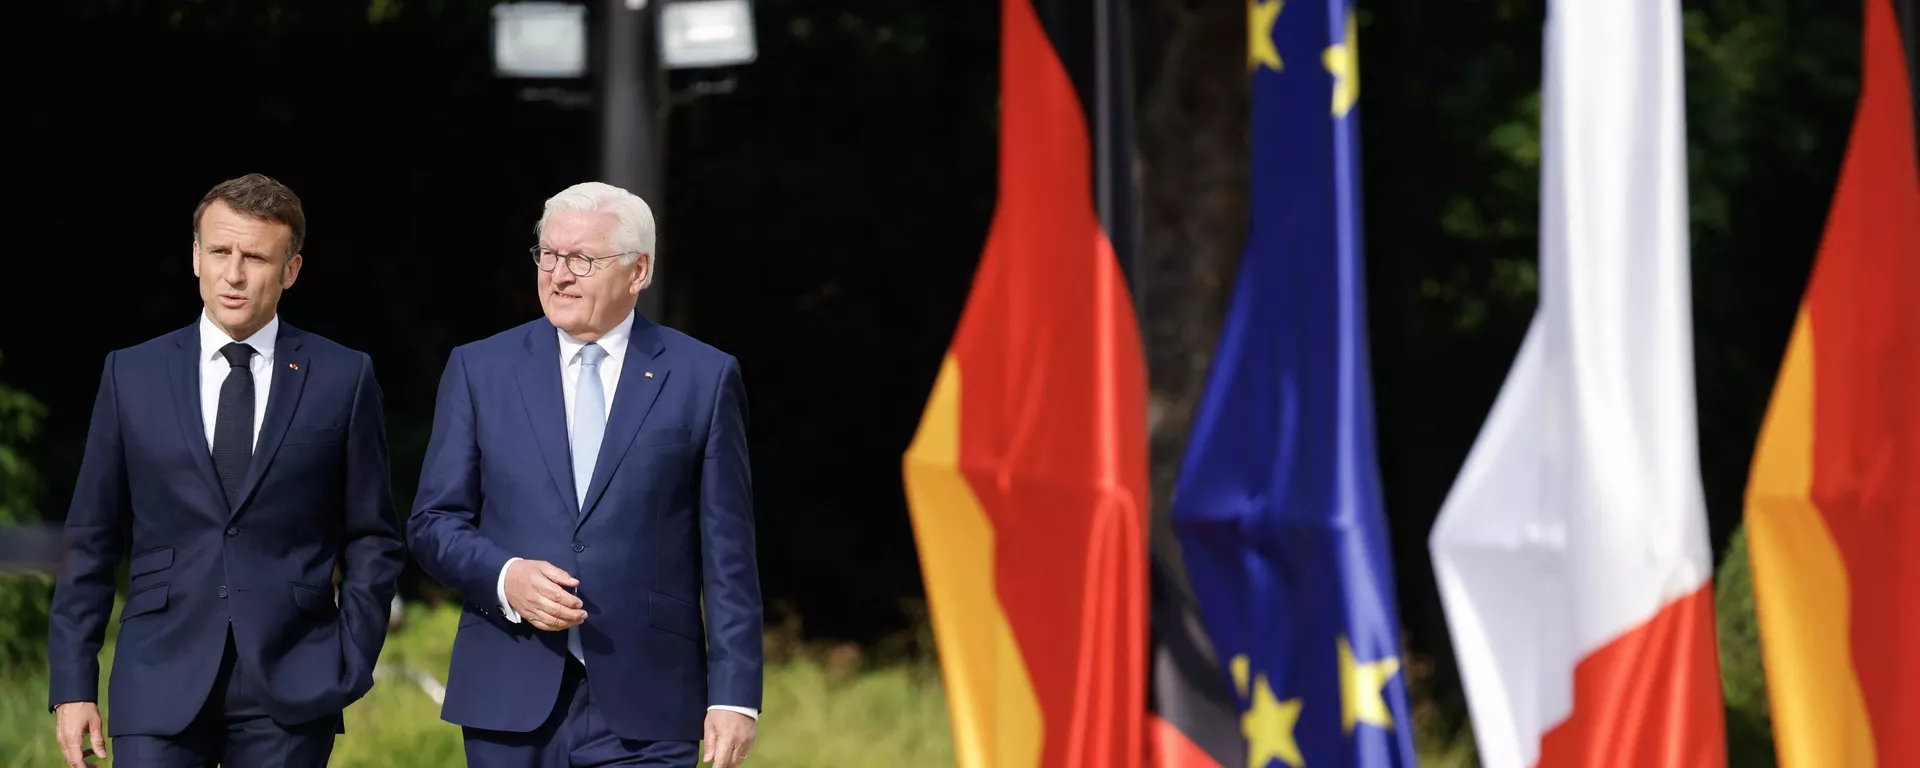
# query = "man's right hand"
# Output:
<box><xmin>505</xmin><ymin>559</ymin><xmax>587</xmax><ymax>631</ymax></box>
<box><xmin>54</xmin><ymin>701</ymin><xmax>106</xmax><ymax>767</ymax></box>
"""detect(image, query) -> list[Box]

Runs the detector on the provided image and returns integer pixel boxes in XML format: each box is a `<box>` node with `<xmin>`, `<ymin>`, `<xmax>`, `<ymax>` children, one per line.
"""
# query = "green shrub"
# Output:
<box><xmin>0</xmin><ymin>574</ymin><xmax>52</xmax><ymax>673</ymax></box>
<box><xmin>1716</xmin><ymin>523</ymin><xmax>1777</xmax><ymax>767</ymax></box>
<box><xmin>0</xmin><ymin>351</ymin><xmax>53</xmax><ymax>674</ymax></box>
<box><xmin>0</xmin><ymin>352</ymin><xmax>46</xmax><ymax>526</ymax></box>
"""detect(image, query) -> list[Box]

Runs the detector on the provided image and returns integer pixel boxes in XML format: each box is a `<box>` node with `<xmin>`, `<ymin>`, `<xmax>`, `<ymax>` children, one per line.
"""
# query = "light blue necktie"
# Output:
<box><xmin>572</xmin><ymin>343</ymin><xmax>608</xmax><ymax>510</ymax></box>
<box><xmin>567</xmin><ymin>342</ymin><xmax>608</xmax><ymax>664</ymax></box>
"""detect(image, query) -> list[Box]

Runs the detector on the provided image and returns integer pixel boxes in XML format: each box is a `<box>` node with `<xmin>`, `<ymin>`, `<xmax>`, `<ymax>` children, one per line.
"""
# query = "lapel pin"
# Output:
<box><xmin>645</xmin><ymin>371</ymin><xmax>654</xmax><ymax>378</ymax></box>
<box><xmin>288</xmin><ymin>363</ymin><xmax>299</xmax><ymax>371</ymax></box>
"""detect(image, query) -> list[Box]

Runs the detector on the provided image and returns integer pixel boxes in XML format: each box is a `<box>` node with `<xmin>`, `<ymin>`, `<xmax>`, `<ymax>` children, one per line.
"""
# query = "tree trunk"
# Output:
<box><xmin>1134</xmin><ymin>0</ymin><xmax>1249</xmax><ymax>595</ymax></box>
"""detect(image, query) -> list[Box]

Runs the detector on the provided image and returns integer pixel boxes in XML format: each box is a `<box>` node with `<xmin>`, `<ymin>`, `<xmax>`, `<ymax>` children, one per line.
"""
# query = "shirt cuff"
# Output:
<box><xmin>708</xmin><ymin>705</ymin><xmax>759</xmax><ymax>720</ymax></box>
<box><xmin>496</xmin><ymin>557</ymin><xmax>523</xmax><ymax>623</ymax></box>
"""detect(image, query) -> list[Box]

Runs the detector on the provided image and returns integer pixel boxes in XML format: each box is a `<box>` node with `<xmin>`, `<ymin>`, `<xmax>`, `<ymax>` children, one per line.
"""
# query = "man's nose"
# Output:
<box><xmin>222</xmin><ymin>259</ymin><xmax>246</xmax><ymax>287</ymax></box>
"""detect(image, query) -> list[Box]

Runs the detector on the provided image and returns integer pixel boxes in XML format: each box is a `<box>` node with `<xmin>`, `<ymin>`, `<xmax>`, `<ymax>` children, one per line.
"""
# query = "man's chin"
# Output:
<box><xmin>543</xmin><ymin>308</ymin><xmax>586</xmax><ymax>333</ymax></box>
<box><xmin>206</xmin><ymin>307</ymin><xmax>264</xmax><ymax>339</ymax></box>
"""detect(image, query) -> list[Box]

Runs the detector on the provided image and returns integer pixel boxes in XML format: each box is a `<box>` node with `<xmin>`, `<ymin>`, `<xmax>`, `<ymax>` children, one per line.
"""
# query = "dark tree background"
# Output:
<box><xmin>0</xmin><ymin>0</ymin><xmax>1865</xmax><ymax>746</ymax></box>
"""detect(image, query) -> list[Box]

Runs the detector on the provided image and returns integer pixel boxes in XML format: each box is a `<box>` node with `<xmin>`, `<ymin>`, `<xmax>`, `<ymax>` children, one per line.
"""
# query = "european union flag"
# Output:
<box><xmin>1169</xmin><ymin>1</ymin><xmax>1417</xmax><ymax>767</ymax></box>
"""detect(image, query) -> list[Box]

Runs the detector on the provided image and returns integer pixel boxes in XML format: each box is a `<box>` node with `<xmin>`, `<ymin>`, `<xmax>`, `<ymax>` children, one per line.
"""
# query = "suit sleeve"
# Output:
<box><xmin>338</xmin><ymin>353</ymin><xmax>406</xmax><ymax>676</ymax></box>
<box><xmin>46</xmin><ymin>352</ymin><xmax>130</xmax><ymax>710</ymax></box>
<box><xmin>408</xmin><ymin>347</ymin><xmax>515</xmax><ymax>608</ymax></box>
<box><xmin>699</xmin><ymin>355</ymin><xmax>764</xmax><ymax>711</ymax></box>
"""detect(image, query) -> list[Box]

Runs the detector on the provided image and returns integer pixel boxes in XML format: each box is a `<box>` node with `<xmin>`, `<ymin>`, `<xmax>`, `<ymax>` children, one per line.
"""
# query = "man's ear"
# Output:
<box><xmin>629</xmin><ymin>254</ymin><xmax>651</xmax><ymax>295</ymax></box>
<box><xmin>282</xmin><ymin>252</ymin><xmax>304</xmax><ymax>290</ymax></box>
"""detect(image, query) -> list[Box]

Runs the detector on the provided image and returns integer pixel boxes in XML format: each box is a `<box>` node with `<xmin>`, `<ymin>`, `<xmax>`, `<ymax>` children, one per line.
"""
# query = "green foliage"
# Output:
<box><xmin>1678</xmin><ymin>0</ymin><xmax>1858</xmax><ymax>554</ymax></box>
<box><xmin>1716</xmin><ymin>524</ymin><xmax>1778</xmax><ymax>767</ymax></box>
<box><xmin>0</xmin><ymin>351</ymin><xmax>52</xmax><ymax>674</ymax></box>
<box><xmin>0</xmin><ymin>574</ymin><xmax>52</xmax><ymax>674</ymax></box>
<box><xmin>0</xmin><ymin>352</ymin><xmax>47</xmax><ymax>527</ymax></box>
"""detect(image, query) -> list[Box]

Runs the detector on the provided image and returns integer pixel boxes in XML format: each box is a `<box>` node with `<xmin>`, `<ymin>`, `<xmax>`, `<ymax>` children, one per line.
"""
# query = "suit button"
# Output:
<box><xmin>217</xmin><ymin>586</ymin><xmax>228</xmax><ymax>598</ymax></box>
<box><xmin>572</xmin><ymin>541</ymin><xmax>585</xmax><ymax>552</ymax></box>
<box><xmin>226</xmin><ymin>527</ymin><xmax>237</xmax><ymax>536</ymax></box>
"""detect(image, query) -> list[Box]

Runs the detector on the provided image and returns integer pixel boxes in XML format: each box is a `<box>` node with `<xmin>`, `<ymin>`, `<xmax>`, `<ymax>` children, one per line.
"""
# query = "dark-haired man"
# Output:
<box><xmin>46</xmin><ymin>173</ymin><xmax>406</xmax><ymax>767</ymax></box>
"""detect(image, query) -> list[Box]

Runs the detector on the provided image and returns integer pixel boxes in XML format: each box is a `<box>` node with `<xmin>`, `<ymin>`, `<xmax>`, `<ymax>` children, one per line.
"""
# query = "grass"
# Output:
<box><xmin>0</xmin><ymin>603</ymin><xmax>955</xmax><ymax>767</ymax></box>
<box><xmin>0</xmin><ymin>601</ymin><xmax>1479</xmax><ymax>766</ymax></box>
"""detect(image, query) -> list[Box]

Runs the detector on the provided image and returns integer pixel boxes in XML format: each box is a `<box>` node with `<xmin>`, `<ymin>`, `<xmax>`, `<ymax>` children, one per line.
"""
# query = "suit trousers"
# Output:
<box><xmin>109</xmin><ymin>627</ymin><xmax>336</xmax><ymax>767</ymax></box>
<box><xmin>462</xmin><ymin>655</ymin><xmax>699</xmax><ymax>768</ymax></box>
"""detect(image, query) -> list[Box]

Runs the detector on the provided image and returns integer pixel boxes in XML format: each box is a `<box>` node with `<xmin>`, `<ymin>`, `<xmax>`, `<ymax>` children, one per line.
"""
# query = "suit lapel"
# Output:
<box><xmin>517</xmin><ymin>324</ymin><xmax>581</xmax><ymax>515</ymax></box>
<box><xmin>169</xmin><ymin>326</ymin><xmax>227</xmax><ymax>508</ymax></box>
<box><xmin>231</xmin><ymin>326</ymin><xmax>308</xmax><ymax>518</ymax></box>
<box><xmin>577</xmin><ymin>318</ymin><xmax>669</xmax><ymax>530</ymax></box>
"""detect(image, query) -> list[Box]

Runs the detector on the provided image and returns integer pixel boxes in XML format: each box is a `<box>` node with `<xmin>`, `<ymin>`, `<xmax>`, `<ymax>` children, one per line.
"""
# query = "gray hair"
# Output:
<box><xmin>537</xmin><ymin>181</ymin><xmax>658</xmax><ymax>290</ymax></box>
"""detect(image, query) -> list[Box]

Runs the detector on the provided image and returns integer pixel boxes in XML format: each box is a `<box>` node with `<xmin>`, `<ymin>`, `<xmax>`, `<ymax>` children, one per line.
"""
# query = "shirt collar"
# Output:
<box><xmin>199</xmin><ymin>311</ymin><xmax>279</xmax><ymax>362</ymax></box>
<box><xmin>558</xmin><ymin>309</ymin><xmax>636</xmax><ymax>365</ymax></box>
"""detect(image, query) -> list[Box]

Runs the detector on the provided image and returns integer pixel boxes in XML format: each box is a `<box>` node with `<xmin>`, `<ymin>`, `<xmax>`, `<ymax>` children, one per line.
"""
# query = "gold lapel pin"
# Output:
<box><xmin>645</xmin><ymin>371</ymin><xmax>654</xmax><ymax>378</ymax></box>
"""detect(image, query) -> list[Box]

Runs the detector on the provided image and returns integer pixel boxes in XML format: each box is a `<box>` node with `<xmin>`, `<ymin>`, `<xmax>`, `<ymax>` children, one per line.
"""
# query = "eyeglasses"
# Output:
<box><xmin>530</xmin><ymin>246</ymin><xmax>636</xmax><ymax>277</ymax></box>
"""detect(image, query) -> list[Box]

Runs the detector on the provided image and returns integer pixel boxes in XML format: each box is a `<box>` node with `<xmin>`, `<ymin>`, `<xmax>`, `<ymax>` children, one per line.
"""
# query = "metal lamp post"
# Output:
<box><xmin>493</xmin><ymin>0</ymin><xmax>757</xmax><ymax>326</ymax></box>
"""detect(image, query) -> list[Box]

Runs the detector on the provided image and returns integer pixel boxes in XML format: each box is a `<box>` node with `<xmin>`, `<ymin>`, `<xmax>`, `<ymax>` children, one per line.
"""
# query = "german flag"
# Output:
<box><xmin>900</xmin><ymin>0</ymin><xmax>1149</xmax><ymax>766</ymax></box>
<box><xmin>1743</xmin><ymin>0</ymin><xmax>1920</xmax><ymax>765</ymax></box>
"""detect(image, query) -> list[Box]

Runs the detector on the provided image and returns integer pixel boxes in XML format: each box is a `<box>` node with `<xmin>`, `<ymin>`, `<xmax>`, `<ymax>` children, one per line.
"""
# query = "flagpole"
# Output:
<box><xmin>1900</xmin><ymin>0</ymin><xmax>1917</xmax><ymax>144</ymax></box>
<box><xmin>1095</xmin><ymin>0</ymin><xmax>1143</xmax><ymax>312</ymax></box>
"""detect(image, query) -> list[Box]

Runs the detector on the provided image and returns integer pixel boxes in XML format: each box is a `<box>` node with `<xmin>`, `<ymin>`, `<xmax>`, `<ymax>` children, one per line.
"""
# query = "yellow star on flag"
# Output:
<box><xmin>1337</xmin><ymin>635</ymin><xmax>1400</xmax><ymax>734</ymax></box>
<box><xmin>1321</xmin><ymin>9</ymin><xmax>1359</xmax><ymax>117</ymax></box>
<box><xmin>1231</xmin><ymin>654</ymin><xmax>1305</xmax><ymax>768</ymax></box>
<box><xmin>1248</xmin><ymin>0</ymin><xmax>1283</xmax><ymax>72</ymax></box>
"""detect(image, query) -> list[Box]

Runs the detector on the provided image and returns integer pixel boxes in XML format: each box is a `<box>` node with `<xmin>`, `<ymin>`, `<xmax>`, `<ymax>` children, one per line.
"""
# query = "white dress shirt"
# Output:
<box><xmin>495</xmin><ymin>310</ymin><xmax>758</xmax><ymax>720</ymax></box>
<box><xmin>199</xmin><ymin>312</ymin><xmax>278</xmax><ymax>451</ymax></box>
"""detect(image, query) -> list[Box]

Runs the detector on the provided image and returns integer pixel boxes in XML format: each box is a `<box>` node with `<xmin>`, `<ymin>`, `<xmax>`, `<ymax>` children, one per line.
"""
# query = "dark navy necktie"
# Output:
<box><xmin>212</xmin><ymin>342</ymin><xmax>257</xmax><ymax>507</ymax></box>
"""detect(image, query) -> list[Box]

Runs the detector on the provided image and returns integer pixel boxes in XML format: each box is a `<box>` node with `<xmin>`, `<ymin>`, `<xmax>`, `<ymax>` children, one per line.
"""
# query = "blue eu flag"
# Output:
<box><xmin>1169</xmin><ymin>1</ymin><xmax>1418</xmax><ymax>766</ymax></box>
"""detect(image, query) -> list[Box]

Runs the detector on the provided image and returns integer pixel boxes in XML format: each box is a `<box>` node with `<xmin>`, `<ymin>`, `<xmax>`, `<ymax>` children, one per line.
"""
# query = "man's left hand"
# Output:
<box><xmin>702</xmin><ymin>709</ymin><xmax>757</xmax><ymax>768</ymax></box>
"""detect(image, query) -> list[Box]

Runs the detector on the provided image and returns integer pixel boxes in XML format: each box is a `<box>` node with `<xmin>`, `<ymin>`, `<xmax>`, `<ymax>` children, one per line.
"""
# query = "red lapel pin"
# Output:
<box><xmin>289</xmin><ymin>363</ymin><xmax>299</xmax><ymax>371</ymax></box>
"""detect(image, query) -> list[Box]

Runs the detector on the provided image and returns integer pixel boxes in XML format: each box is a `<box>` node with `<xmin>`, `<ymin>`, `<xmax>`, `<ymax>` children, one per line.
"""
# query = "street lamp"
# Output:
<box><xmin>491</xmin><ymin>2</ymin><xmax>590</xmax><ymax>78</ymax></box>
<box><xmin>660</xmin><ymin>0</ymin><xmax>757</xmax><ymax>69</ymax></box>
<box><xmin>492</xmin><ymin>0</ymin><xmax>757</xmax><ymax>326</ymax></box>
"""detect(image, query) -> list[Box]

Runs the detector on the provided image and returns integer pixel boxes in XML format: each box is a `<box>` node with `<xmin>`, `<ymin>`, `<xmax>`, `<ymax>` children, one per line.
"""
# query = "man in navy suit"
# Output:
<box><xmin>45</xmin><ymin>173</ymin><xmax>406</xmax><ymax>767</ymax></box>
<box><xmin>410</xmin><ymin>181</ymin><xmax>763</xmax><ymax>768</ymax></box>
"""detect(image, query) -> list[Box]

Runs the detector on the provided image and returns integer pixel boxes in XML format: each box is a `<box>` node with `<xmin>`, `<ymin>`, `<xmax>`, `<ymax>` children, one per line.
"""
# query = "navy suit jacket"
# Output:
<box><xmin>408</xmin><ymin>315</ymin><xmax>764</xmax><ymax>742</ymax></box>
<box><xmin>46</xmin><ymin>322</ymin><xmax>406</xmax><ymax>736</ymax></box>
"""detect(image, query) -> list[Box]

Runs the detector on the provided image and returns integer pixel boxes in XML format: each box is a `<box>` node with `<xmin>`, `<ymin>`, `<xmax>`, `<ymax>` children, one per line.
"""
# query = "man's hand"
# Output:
<box><xmin>504</xmin><ymin>559</ymin><xmax>587</xmax><ymax>631</ymax></box>
<box><xmin>54</xmin><ymin>702</ymin><xmax>106</xmax><ymax>767</ymax></box>
<box><xmin>702</xmin><ymin>709</ymin><xmax>757</xmax><ymax>768</ymax></box>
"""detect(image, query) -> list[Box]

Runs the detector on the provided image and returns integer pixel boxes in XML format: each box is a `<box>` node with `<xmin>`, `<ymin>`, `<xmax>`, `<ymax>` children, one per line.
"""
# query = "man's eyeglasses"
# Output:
<box><xmin>530</xmin><ymin>246</ymin><xmax>636</xmax><ymax>277</ymax></box>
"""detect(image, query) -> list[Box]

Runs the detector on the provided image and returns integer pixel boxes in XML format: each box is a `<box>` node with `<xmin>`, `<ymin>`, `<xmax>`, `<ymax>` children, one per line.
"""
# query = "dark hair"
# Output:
<box><xmin>192</xmin><ymin>173</ymin><xmax>307</xmax><ymax>257</ymax></box>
